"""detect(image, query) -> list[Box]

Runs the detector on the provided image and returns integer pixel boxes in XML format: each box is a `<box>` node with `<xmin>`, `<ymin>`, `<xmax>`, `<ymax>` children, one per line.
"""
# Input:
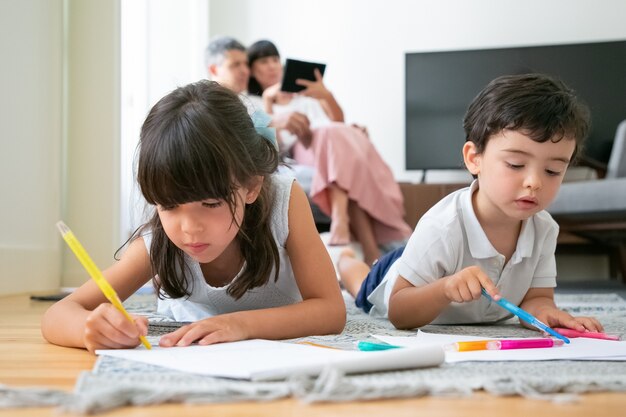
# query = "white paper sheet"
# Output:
<box><xmin>96</xmin><ymin>339</ymin><xmax>444</xmax><ymax>381</ymax></box>
<box><xmin>373</xmin><ymin>331</ymin><xmax>626</xmax><ymax>363</ymax></box>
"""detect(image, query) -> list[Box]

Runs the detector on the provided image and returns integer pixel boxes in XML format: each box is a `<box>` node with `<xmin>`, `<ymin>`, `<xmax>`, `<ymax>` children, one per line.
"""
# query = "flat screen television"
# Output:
<box><xmin>405</xmin><ymin>40</ymin><xmax>626</xmax><ymax>171</ymax></box>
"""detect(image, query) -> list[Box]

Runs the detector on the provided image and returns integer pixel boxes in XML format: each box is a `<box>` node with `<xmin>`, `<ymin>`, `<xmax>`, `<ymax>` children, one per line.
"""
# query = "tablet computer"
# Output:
<box><xmin>281</xmin><ymin>58</ymin><xmax>326</xmax><ymax>93</ymax></box>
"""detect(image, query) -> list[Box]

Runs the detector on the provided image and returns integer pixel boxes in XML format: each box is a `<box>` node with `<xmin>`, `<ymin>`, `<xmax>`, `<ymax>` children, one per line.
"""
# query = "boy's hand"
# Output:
<box><xmin>443</xmin><ymin>265</ymin><xmax>499</xmax><ymax>303</ymax></box>
<box><xmin>534</xmin><ymin>308</ymin><xmax>604</xmax><ymax>333</ymax></box>
<box><xmin>159</xmin><ymin>314</ymin><xmax>248</xmax><ymax>347</ymax></box>
<box><xmin>83</xmin><ymin>303</ymin><xmax>148</xmax><ymax>354</ymax></box>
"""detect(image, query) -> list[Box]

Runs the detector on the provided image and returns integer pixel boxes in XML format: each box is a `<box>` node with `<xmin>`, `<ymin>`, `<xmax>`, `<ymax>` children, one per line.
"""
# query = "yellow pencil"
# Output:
<box><xmin>56</xmin><ymin>221</ymin><xmax>151</xmax><ymax>349</ymax></box>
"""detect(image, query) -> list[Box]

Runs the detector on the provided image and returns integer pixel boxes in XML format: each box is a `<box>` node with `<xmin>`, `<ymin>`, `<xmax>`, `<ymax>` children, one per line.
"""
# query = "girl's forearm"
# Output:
<box><xmin>233</xmin><ymin>298</ymin><xmax>346</xmax><ymax>340</ymax></box>
<box><xmin>41</xmin><ymin>300</ymin><xmax>90</xmax><ymax>349</ymax></box>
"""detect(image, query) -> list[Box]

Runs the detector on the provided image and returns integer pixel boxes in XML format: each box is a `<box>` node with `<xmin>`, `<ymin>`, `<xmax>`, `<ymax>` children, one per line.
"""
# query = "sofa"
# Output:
<box><xmin>548</xmin><ymin>120</ymin><xmax>626</xmax><ymax>281</ymax></box>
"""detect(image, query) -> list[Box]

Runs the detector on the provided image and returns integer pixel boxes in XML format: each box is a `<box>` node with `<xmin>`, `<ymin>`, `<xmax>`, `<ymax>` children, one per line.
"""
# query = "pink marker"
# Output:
<box><xmin>486</xmin><ymin>338</ymin><xmax>564</xmax><ymax>350</ymax></box>
<box><xmin>554</xmin><ymin>328</ymin><xmax>620</xmax><ymax>341</ymax></box>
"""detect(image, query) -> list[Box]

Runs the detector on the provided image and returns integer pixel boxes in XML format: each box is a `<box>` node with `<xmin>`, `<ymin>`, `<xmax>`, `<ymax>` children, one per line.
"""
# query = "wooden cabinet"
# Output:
<box><xmin>399</xmin><ymin>182</ymin><xmax>468</xmax><ymax>229</ymax></box>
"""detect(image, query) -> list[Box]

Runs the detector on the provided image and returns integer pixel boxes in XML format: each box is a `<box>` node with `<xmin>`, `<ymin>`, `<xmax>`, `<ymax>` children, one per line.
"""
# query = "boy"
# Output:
<box><xmin>339</xmin><ymin>73</ymin><xmax>603</xmax><ymax>332</ymax></box>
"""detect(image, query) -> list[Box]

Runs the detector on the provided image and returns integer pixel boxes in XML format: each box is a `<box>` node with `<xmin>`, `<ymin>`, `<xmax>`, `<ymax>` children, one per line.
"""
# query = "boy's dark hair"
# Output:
<box><xmin>136</xmin><ymin>80</ymin><xmax>280</xmax><ymax>300</ymax></box>
<box><xmin>463</xmin><ymin>73</ymin><xmax>590</xmax><ymax>161</ymax></box>
<box><xmin>204</xmin><ymin>36</ymin><xmax>246</xmax><ymax>68</ymax></box>
<box><xmin>247</xmin><ymin>40</ymin><xmax>280</xmax><ymax>96</ymax></box>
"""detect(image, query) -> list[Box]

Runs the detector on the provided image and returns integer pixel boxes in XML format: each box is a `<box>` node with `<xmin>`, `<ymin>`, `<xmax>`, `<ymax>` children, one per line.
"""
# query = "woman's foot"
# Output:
<box><xmin>329</xmin><ymin>219</ymin><xmax>350</xmax><ymax>246</ymax></box>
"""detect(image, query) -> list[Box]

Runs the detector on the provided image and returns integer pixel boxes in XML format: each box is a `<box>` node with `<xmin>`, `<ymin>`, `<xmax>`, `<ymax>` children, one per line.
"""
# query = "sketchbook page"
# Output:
<box><xmin>373</xmin><ymin>331</ymin><xmax>626</xmax><ymax>362</ymax></box>
<box><xmin>96</xmin><ymin>339</ymin><xmax>444</xmax><ymax>381</ymax></box>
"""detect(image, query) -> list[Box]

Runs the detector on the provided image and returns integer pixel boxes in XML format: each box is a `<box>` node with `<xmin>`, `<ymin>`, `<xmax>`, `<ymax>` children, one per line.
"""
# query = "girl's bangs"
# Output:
<box><xmin>140</xmin><ymin>125</ymin><xmax>236</xmax><ymax>207</ymax></box>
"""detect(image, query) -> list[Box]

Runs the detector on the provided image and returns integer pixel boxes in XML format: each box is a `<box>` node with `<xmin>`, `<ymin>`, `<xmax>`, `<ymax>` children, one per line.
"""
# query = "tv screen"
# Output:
<box><xmin>405</xmin><ymin>40</ymin><xmax>626</xmax><ymax>170</ymax></box>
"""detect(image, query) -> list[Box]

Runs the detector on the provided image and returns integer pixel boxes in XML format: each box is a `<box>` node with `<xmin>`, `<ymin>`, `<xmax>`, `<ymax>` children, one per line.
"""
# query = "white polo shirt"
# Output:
<box><xmin>367</xmin><ymin>180</ymin><xmax>558</xmax><ymax>324</ymax></box>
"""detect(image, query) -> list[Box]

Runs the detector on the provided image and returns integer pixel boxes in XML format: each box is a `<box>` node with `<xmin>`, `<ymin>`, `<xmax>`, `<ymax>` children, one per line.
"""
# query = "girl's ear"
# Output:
<box><xmin>462</xmin><ymin>141</ymin><xmax>481</xmax><ymax>176</ymax></box>
<box><xmin>245</xmin><ymin>176</ymin><xmax>265</xmax><ymax>204</ymax></box>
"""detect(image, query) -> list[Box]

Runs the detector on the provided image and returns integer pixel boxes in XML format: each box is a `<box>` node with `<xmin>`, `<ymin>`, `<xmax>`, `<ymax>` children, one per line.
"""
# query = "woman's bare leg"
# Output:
<box><xmin>327</xmin><ymin>183</ymin><xmax>381</xmax><ymax>264</ymax></box>
<box><xmin>348</xmin><ymin>201</ymin><xmax>381</xmax><ymax>266</ymax></box>
<box><xmin>338</xmin><ymin>248</ymin><xmax>371</xmax><ymax>297</ymax></box>
<box><xmin>328</xmin><ymin>184</ymin><xmax>351</xmax><ymax>245</ymax></box>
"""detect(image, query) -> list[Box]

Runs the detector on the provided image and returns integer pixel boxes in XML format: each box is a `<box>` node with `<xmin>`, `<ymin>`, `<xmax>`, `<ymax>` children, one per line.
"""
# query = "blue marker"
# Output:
<box><xmin>481</xmin><ymin>288</ymin><xmax>570</xmax><ymax>344</ymax></box>
<box><xmin>357</xmin><ymin>341</ymin><xmax>401</xmax><ymax>351</ymax></box>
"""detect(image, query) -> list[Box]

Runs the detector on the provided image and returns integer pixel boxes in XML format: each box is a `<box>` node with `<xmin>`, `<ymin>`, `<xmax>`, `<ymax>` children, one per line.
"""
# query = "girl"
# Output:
<box><xmin>42</xmin><ymin>80</ymin><xmax>346</xmax><ymax>353</ymax></box>
<box><xmin>247</xmin><ymin>40</ymin><xmax>411</xmax><ymax>265</ymax></box>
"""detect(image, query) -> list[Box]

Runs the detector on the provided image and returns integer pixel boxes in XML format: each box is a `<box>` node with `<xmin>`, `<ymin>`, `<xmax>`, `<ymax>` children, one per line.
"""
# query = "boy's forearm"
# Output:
<box><xmin>388</xmin><ymin>280</ymin><xmax>450</xmax><ymax>329</ymax></box>
<box><xmin>519</xmin><ymin>293</ymin><xmax>559</xmax><ymax>324</ymax></box>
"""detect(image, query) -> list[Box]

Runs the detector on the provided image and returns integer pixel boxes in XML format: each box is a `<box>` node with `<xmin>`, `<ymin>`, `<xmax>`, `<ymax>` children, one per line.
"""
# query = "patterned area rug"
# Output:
<box><xmin>61</xmin><ymin>291</ymin><xmax>626</xmax><ymax>413</ymax></box>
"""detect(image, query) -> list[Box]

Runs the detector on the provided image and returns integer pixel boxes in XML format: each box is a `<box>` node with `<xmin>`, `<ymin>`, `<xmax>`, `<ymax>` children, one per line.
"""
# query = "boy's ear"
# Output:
<box><xmin>463</xmin><ymin>141</ymin><xmax>481</xmax><ymax>176</ymax></box>
<box><xmin>245</xmin><ymin>176</ymin><xmax>264</xmax><ymax>204</ymax></box>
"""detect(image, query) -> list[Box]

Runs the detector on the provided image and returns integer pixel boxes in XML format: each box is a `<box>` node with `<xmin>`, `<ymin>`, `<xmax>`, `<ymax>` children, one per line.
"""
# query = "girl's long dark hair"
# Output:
<box><xmin>135</xmin><ymin>80</ymin><xmax>280</xmax><ymax>300</ymax></box>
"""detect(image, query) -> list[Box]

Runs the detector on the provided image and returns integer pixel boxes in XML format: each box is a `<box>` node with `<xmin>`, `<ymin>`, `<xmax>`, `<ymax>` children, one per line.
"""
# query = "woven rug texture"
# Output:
<box><xmin>63</xmin><ymin>291</ymin><xmax>626</xmax><ymax>413</ymax></box>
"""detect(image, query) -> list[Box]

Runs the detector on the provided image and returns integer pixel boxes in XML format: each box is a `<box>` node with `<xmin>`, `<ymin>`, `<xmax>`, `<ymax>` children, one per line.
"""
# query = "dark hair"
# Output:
<box><xmin>463</xmin><ymin>73</ymin><xmax>590</xmax><ymax>162</ymax></box>
<box><xmin>247</xmin><ymin>40</ymin><xmax>280</xmax><ymax>96</ymax></box>
<box><xmin>136</xmin><ymin>80</ymin><xmax>280</xmax><ymax>300</ymax></box>
<box><xmin>204</xmin><ymin>36</ymin><xmax>246</xmax><ymax>68</ymax></box>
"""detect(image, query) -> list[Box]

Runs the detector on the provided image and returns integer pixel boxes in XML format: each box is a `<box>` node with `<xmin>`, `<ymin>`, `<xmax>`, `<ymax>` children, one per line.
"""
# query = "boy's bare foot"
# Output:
<box><xmin>337</xmin><ymin>247</ymin><xmax>357</xmax><ymax>269</ymax></box>
<box><xmin>337</xmin><ymin>247</ymin><xmax>370</xmax><ymax>297</ymax></box>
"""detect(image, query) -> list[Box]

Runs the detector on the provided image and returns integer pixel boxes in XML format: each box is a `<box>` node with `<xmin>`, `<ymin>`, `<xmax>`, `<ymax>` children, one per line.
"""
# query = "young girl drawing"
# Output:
<box><xmin>42</xmin><ymin>80</ymin><xmax>346</xmax><ymax>353</ymax></box>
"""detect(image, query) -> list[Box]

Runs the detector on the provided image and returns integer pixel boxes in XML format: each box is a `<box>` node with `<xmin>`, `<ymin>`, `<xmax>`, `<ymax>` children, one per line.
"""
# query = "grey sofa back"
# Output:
<box><xmin>606</xmin><ymin>119</ymin><xmax>626</xmax><ymax>179</ymax></box>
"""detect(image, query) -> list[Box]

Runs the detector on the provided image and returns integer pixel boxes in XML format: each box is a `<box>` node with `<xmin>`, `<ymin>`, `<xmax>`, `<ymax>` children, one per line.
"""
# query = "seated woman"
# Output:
<box><xmin>246</xmin><ymin>40</ymin><xmax>411</xmax><ymax>265</ymax></box>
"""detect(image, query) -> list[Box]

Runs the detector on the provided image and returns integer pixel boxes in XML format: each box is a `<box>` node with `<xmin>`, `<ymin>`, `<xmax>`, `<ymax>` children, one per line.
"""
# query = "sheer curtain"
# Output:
<box><xmin>120</xmin><ymin>0</ymin><xmax>209</xmax><ymax>240</ymax></box>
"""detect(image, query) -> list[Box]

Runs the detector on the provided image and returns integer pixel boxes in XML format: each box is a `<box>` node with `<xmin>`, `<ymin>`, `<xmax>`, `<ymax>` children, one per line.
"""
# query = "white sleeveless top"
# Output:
<box><xmin>143</xmin><ymin>174</ymin><xmax>302</xmax><ymax>321</ymax></box>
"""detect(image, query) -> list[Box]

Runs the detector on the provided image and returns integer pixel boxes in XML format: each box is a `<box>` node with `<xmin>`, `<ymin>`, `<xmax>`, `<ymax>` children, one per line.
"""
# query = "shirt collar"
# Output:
<box><xmin>461</xmin><ymin>180</ymin><xmax>499</xmax><ymax>259</ymax></box>
<box><xmin>511</xmin><ymin>216</ymin><xmax>535</xmax><ymax>263</ymax></box>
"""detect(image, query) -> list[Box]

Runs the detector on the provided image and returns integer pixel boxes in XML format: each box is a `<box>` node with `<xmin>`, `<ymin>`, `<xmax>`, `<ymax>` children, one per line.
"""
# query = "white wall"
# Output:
<box><xmin>0</xmin><ymin>0</ymin><xmax>122</xmax><ymax>293</ymax></box>
<box><xmin>62</xmin><ymin>0</ymin><xmax>122</xmax><ymax>287</ymax></box>
<box><xmin>208</xmin><ymin>0</ymin><xmax>626</xmax><ymax>182</ymax></box>
<box><xmin>0</xmin><ymin>0</ymin><xmax>64</xmax><ymax>295</ymax></box>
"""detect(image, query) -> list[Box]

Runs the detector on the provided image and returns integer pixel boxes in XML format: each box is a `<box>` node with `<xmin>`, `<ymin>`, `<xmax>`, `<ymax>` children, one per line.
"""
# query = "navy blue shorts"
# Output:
<box><xmin>354</xmin><ymin>246</ymin><xmax>405</xmax><ymax>313</ymax></box>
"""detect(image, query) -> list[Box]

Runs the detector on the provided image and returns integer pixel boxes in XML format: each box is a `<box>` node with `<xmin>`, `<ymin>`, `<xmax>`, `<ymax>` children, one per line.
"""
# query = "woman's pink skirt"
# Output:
<box><xmin>291</xmin><ymin>122</ymin><xmax>412</xmax><ymax>245</ymax></box>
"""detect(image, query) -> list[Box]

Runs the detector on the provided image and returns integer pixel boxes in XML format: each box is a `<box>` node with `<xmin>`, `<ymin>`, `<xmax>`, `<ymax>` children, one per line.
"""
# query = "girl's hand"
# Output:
<box><xmin>443</xmin><ymin>265</ymin><xmax>499</xmax><ymax>303</ymax></box>
<box><xmin>83</xmin><ymin>303</ymin><xmax>148</xmax><ymax>353</ymax></box>
<box><xmin>535</xmin><ymin>308</ymin><xmax>604</xmax><ymax>333</ymax></box>
<box><xmin>159</xmin><ymin>315</ymin><xmax>248</xmax><ymax>347</ymax></box>
<box><xmin>296</xmin><ymin>69</ymin><xmax>331</xmax><ymax>100</ymax></box>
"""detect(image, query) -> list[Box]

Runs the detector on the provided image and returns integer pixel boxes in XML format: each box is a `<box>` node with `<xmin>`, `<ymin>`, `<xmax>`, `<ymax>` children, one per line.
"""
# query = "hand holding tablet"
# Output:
<box><xmin>281</xmin><ymin>58</ymin><xmax>326</xmax><ymax>93</ymax></box>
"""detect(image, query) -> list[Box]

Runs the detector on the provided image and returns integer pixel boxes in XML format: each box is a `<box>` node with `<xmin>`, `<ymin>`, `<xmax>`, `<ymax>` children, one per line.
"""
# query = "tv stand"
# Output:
<box><xmin>399</xmin><ymin>182</ymin><xmax>468</xmax><ymax>228</ymax></box>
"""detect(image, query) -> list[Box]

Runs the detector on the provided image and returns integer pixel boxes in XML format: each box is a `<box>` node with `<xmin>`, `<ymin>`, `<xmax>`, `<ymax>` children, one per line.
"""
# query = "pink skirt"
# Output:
<box><xmin>291</xmin><ymin>122</ymin><xmax>412</xmax><ymax>245</ymax></box>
